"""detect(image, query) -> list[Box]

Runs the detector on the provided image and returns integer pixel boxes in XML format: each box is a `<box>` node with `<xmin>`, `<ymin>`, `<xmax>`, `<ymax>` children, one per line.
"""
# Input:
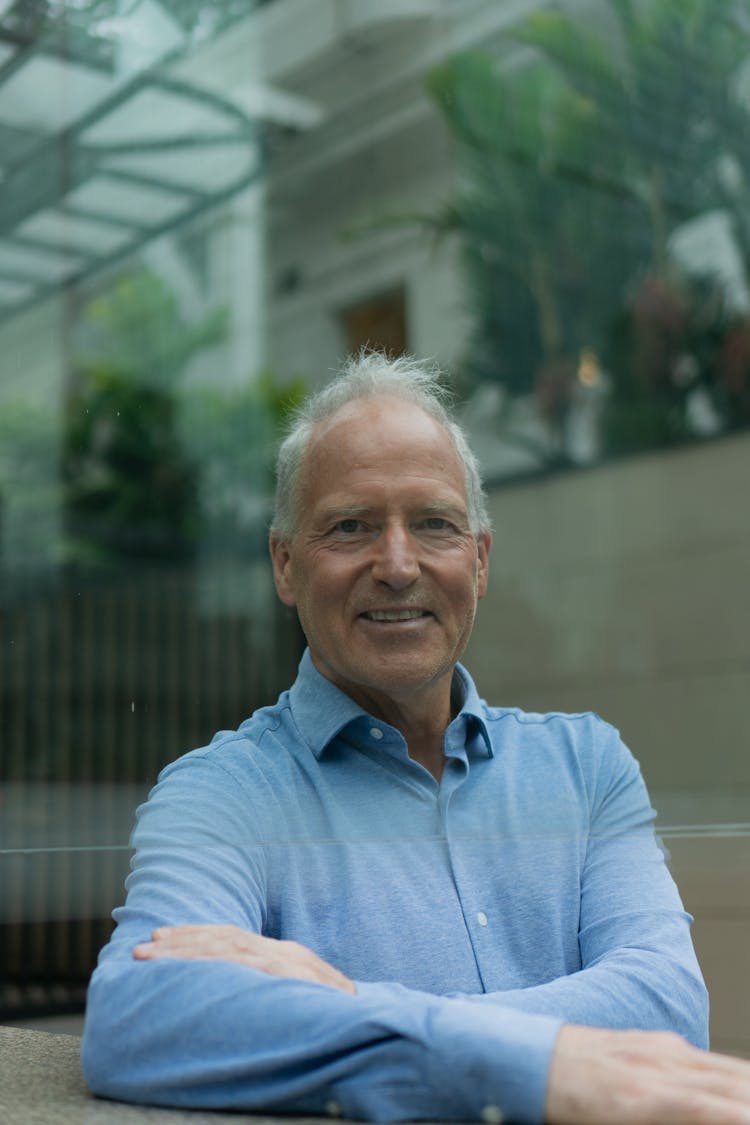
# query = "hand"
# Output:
<box><xmin>546</xmin><ymin>1024</ymin><xmax>750</xmax><ymax>1124</ymax></box>
<box><xmin>133</xmin><ymin>924</ymin><xmax>357</xmax><ymax>994</ymax></box>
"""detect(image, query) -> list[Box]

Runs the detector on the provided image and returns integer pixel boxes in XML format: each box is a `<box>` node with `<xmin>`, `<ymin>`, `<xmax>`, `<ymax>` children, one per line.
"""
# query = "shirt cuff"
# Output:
<box><xmin>355</xmin><ymin>981</ymin><xmax>562</xmax><ymax>1124</ymax></box>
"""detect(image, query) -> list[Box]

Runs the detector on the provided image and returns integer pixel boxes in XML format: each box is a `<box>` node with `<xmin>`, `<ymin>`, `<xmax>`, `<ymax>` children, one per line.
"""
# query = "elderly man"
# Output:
<box><xmin>83</xmin><ymin>353</ymin><xmax>750</xmax><ymax>1124</ymax></box>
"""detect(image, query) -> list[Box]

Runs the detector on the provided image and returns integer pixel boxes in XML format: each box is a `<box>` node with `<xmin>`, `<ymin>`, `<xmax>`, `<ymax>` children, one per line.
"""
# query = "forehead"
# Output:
<box><xmin>302</xmin><ymin>395</ymin><xmax>467</xmax><ymax>507</ymax></box>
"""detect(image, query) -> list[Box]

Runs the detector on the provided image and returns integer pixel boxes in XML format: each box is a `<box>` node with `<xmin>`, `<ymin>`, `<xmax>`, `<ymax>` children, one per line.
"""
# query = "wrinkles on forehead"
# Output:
<box><xmin>306</xmin><ymin>396</ymin><xmax>457</xmax><ymax>474</ymax></box>
<box><xmin>291</xmin><ymin>394</ymin><xmax>472</xmax><ymax>543</ymax></box>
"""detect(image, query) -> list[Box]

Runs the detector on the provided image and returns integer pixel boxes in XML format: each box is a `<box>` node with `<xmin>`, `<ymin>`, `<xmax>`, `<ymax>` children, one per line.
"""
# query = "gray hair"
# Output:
<box><xmin>271</xmin><ymin>351</ymin><xmax>490</xmax><ymax>538</ymax></box>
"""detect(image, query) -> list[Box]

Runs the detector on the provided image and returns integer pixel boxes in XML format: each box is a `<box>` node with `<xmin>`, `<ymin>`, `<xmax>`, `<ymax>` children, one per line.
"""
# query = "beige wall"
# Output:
<box><xmin>465</xmin><ymin>431</ymin><xmax>750</xmax><ymax>1056</ymax></box>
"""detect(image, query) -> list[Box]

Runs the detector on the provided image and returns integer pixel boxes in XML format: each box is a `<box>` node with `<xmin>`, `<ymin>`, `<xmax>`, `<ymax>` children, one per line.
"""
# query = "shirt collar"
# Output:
<box><xmin>288</xmin><ymin>648</ymin><xmax>493</xmax><ymax>761</ymax></box>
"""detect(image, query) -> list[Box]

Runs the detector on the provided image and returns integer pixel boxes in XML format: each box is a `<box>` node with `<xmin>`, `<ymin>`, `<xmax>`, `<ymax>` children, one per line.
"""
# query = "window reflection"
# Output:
<box><xmin>0</xmin><ymin>0</ymin><xmax>748</xmax><ymax>1056</ymax></box>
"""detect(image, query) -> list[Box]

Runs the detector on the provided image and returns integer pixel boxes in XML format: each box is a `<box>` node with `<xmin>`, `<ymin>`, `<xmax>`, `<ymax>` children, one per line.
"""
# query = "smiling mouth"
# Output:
<box><xmin>360</xmin><ymin>609</ymin><xmax>431</xmax><ymax>622</ymax></box>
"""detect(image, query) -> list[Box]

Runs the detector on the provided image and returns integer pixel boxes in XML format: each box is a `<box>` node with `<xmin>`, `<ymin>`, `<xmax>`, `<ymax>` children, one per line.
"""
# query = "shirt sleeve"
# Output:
<box><xmin>448</xmin><ymin>721</ymin><xmax>709</xmax><ymax>1049</ymax></box>
<box><xmin>81</xmin><ymin>754</ymin><xmax>561</xmax><ymax>1124</ymax></box>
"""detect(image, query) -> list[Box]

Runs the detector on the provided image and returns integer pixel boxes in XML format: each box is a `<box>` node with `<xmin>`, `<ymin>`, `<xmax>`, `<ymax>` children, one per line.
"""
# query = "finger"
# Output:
<box><xmin>133</xmin><ymin>930</ymin><xmax>234</xmax><ymax>958</ymax></box>
<box><xmin>133</xmin><ymin>941</ymin><xmax>164</xmax><ymax>959</ymax></box>
<box><xmin>687</xmin><ymin>1047</ymin><xmax>750</xmax><ymax>1081</ymax></box>
<box><xmin>151</xmin><ymin>924</ymin><xmax>240</xmax><ymax>940</ymax></box>
<box><xmin>133</xmin><ymin>939</ymin><xmax>235</xmax><ymax>961</ymax></box>
<box><xmin>279</xmin><ymin>942</ymin><xmax>357</xmax><ymax>991</ymax></box>
<box><xmin>620</xmin><ymin>1038</ymin><xmax>750</xmax><ymax>1102</ymax></box>
<box><xmin>131</xmin><ymin>929</ymin><xmax>357</xmax><ymax>991</ymax></box>
<box><xmin>649</xmin><ymin>1086</ymin><xmax>750</xmax><ymax>1125</ymax></box>
<box><xmin>134</xmin><ymin>930</ymin><xmax>281</xmax><ymax>963</ymax></box>
<box><xmin>673</xmin><ymin>1058</ymin><xmax>750</xmax><ymax>1106</ymax></box>
<box><xmin>261</xmin><ymin>958</ymin><xmax>356</xmax><ymax>993</ymax></box>
<box><xmin>141</xmin><ymin>924</ymin><xmax>248</xmax><ymax>948</ymax></box>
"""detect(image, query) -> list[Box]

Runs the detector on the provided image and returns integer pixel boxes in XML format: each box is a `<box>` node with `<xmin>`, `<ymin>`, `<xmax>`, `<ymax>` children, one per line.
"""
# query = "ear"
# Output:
<box><xmin>476</xmin><ymin>531</ymin><xmax>491</xmax><ymax>599</ymax></box>
<box><xmin>269</xmin><ymin>533</ymin><xmax>297</xmax><ymax>607</ymax></box>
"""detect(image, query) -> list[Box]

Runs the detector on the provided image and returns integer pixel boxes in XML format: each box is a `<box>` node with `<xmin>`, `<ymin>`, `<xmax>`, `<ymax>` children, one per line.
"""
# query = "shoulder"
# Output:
<box><xmin>481</xmin><ymin>701</ymin><xmax>619</xmax><ymax>748</ymax></box>
<box><xmin>458</xmin><ymin>664</ymin><xmax>619</xmax><ymax>754</ymax></box>
<box><xmin>132</xmin><ymin>694</ymin><xmax>309</xmax><ymax>849</ymax></box>
<box><xmin>137</xmin><ymin>693</ymin><xmax>308</xmax><ymax>838</ymax></box>
<box><xmin>159</xmin><ymin>691</ymin><xmax>297</xmax><ymax>783</ymax></box>
<box><xmin>479</xmin><ymin>702</ymin><xmax>640</xmax><ymax>805</ymax></box>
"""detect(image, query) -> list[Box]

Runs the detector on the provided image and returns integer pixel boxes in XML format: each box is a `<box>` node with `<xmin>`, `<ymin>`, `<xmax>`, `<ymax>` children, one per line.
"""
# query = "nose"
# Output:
<box><xmin>370</xmin><ymin>523</ymin><xmax>421</xmax><ymax>589</ymax></box>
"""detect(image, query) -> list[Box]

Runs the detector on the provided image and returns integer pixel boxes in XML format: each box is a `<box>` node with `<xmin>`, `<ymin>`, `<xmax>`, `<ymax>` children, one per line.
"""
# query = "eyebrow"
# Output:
<box><xmin>316</xmin><ymin>502</ymin><xmax>469</xmax><ymax>524</ymax></box>
<box><xmin>419</xmin><ymin>503</ymin><xmax>469</xmax><ymax>522</ymax></box>
<box><xmin>317</xmin><ymin>505</ymin><xmax>371</xmax><ymax>522</ymax></box>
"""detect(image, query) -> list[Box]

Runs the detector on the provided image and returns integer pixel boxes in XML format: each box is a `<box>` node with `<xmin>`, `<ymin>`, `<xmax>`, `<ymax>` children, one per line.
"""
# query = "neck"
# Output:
<box><xmin>404</xmin><ymin>731</ymin><xmax>448</xmax><ymax>781</ymax></box>
<box><xmin>309</xmin><ymin>654</ymin><xmax>463</xmax><ymax>782</ymax></box>
<box><xmin>352</xmin><ymin>683</ymin><xmax>457</xmax><ymax>782</ymax></box>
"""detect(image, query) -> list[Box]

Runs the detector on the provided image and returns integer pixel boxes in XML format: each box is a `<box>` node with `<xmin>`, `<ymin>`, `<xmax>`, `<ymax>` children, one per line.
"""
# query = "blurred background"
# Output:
<box><xmin>0</xmin><ymin>0</ymin><xmax>748</xmax><ymax>1053</ymax></box>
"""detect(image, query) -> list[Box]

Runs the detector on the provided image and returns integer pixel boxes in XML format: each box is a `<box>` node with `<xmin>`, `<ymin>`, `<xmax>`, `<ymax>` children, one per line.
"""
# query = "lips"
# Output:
<box><xmin>360</xmin><ymin>608</ymin><xmax>432</xmax><ymax>622</ymax></box>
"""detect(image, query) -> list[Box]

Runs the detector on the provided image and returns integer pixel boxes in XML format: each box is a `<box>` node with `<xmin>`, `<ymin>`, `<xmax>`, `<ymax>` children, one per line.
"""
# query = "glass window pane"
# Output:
<box><xmin>1</xmin><ymin>0</ymin><xmax>747</xmax><ymax>1063</ymax></box>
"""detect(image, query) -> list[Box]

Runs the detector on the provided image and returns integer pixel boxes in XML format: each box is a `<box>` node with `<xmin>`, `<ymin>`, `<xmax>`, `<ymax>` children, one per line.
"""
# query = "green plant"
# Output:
<box><xmin>75</xmin><ymin>270</ymin><xmax>227</xmax><ymax>392</ymax></box>
<box><xmin>63</xmin><ymin>367</ymin><xmax>199</xmax><ymax>567</ymax></box>
<box><xmin>511</xmin><ymin>0</ymin><xmax>750</xmax><ymax>448</ymax></box>
<box><xmin>178</xmin><ymin>369</ymin><xmax>309</xmax><ymax>546</ymax></box>
<box><xmin>420</xmin><ymin>0</ymin><xmax>750</xmax><ymax>461</ymax></box>
<box><xmin>513</xmin><ymin>0</ymin><xmax>750</xmax><ymax>274</ymax></box>
<box><xmin>424</xmin><ymin>50</ymin><xmax>645</xmax><ymax>458</ymax></box>
<box><xmin>62</xmin><ymin>269</ymin><xmax>226</xmax><ymax>568</ymax></box>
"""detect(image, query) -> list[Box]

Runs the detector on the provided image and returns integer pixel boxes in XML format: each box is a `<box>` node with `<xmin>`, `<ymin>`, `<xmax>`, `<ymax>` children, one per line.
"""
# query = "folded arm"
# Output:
<box><xmin>82</xmin><ymin>741</ymin><xmax>712</xmax><ymax>1123</ymax></box>
<box><xmin>84</xmin><ymin>926</ymin><xmax>559</xmax><ymax>1123</ymax></box>
<box><xmin>448</xmin><ymin>854</ymin><xmax>707</xmax><ymax>1046</ymax></box>
<box><xmin>82</xmin><ymin>757</ymin><xmax>559</xmax><ymax>1123</ymax></box>
<box><xmin>449</xmin><ymin>734</ymin><xmax>708</xmax><ymax>1046</ymax></box>
<box><xmin>87</xmin><ymin>920</ymin><xmax>749</xmax><ymax>1125</ymax></box>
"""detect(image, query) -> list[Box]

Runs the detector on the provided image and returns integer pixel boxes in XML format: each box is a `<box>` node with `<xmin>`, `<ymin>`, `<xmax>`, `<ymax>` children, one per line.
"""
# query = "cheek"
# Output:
<box><xmin>306</xmin><ymin>552</ymin><xmax>360</xmax><ymax>594</ymax></box>
<box><xmin>294</xmin><ymin>567</ymin><xmax>347</xmax><ymax>623</ymax></box>
<box><xmin>444</xmin><ymin>556</ymin><xmax>483</xmax><ymax>599</ymax></box>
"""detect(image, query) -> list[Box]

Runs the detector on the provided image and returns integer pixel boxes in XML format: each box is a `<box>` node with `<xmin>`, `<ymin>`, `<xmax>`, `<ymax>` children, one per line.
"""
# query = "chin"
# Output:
<box><xmin>359</xmin><ymin>660</ymin><xmax>449</xmax><ymax>695</ymax></box>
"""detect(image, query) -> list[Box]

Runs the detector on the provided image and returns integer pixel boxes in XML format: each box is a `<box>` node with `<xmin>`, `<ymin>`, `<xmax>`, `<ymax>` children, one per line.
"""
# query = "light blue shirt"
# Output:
<box><xmin>82</xmin><ymin>650</ymin><xmax>708</xmax><ymax>1123</ymax></box>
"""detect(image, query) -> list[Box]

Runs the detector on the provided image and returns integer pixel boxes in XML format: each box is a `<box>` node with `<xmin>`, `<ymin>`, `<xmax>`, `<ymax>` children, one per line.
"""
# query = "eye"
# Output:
<box><xmin>334</xmin><ymin>518</ymin><xmax>364</xmax><ymax>534</ymax></box>
<box><xmin>421</xmin><ymin>517</ymin><xmax>453</xmax><ymax>531</ymax></box>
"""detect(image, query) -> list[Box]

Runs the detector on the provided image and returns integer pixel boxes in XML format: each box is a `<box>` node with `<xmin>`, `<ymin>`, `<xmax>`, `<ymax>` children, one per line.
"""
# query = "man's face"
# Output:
<box><xmin>270</xmin><ymin>395</ymin><xmax>491</xmax><ymax>716</ymax></box>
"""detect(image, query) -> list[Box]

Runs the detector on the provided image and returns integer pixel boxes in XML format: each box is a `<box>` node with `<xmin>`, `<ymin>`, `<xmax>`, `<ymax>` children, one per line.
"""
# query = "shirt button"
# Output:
<box><xmin>370</xmin><ymin>727</ymin><xmax>383</xmax><ymax>740</ymax></box>
<box><xmin>481</xmin><ymin>1106</ymin><xmax>503</xmax><ymax>1124</ymax></box>
<box><xmin>477</xmin><ymin>911</ymin><xmax>488</xmax><ymax>927</ymax></box>
<box><xmin>325</xmin><ymin>1101</ymin><xmax>342</xmax><ymax>1117</ymax></box>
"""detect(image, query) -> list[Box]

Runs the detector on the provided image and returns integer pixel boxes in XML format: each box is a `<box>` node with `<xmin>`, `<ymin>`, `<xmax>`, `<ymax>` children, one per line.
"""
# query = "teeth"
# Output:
<box><xmin>365</xmin><ymin>609</ymin><xmax>425</xmax><ymax>622</ymax></box>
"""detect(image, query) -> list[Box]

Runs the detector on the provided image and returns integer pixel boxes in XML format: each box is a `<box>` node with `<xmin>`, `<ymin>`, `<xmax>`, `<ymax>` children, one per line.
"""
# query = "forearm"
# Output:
<box><xmin>449</xmin><ymin>908</ymin><xmax>708</xmax><ymax>1047</ymax></box>
<box><xmin>82</xmin><ymin>945</ymin><xmax>561</xmax><ymax>1123</ymax></box>
<box><xmin>452</xmin><ymin>948</ymin><xmax>708</xmax><ymax>1046</ymax></box>
<box><xmin>477</xmin><ymin>733</ymin><xmax>709</xmax><ymax>1049</ymax></box>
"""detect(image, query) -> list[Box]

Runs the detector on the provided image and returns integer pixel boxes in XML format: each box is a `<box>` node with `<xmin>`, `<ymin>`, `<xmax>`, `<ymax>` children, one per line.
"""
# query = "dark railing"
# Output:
<box><xmin>0</xmin><ymin>563</ymin><xmax>303</xmax><ymax>1017</ymax></box>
